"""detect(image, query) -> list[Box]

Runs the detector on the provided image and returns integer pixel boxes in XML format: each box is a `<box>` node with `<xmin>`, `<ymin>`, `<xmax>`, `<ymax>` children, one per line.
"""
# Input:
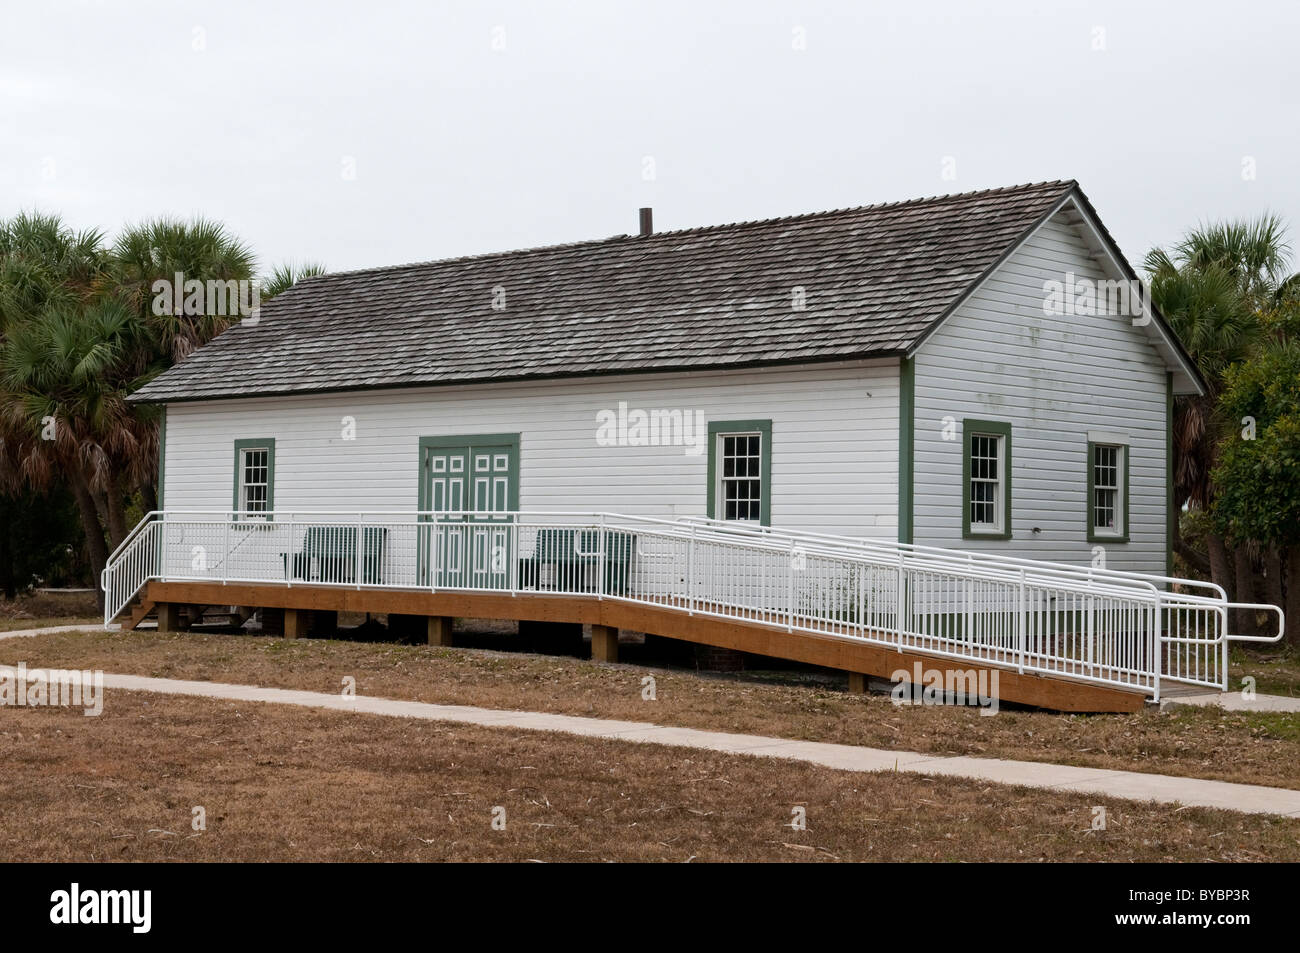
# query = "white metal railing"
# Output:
<box><xmin>676</xmin><ymin>515</ymin><xmax>1227</xmax><ymax>598</ymax></box>
<box><xmin>674</xmin><ymin>515</ymin><xmax>1284</xmax><ymax>695</ymax></box>
<box><xmin>101</xmin><ymin>510</ymin><xmax>1285</xmax><ymax>701</ymax></box>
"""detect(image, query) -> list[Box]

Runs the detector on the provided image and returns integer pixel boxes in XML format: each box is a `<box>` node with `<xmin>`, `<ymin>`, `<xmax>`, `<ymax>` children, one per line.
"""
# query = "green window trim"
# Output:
<box><xmin>898</xmin><ymin>357</ymin><xmax>915</xmax><ymax>545</ymax></box>
<box><xmin>706</xmin><ymin>419</ymin><xmax>773</xmax><ymax>526</ymax></box>
<box><xmin>961</xmin><ymin>419</ymin><xmax>1012</xmax><ymax>541</ymax></box>
<box><xmin>232</xmin><ymin>438</ymin><xmax>276</xmax><ymax>519</ymax></box>
<box><xmin>416</xmin><ymin>433</ymin><xmax>520</xmax><ymax>514</ymax></box>
<box><xmin>1087</xmin><ymin>440</ymin><xmax>1131</xmax><ymax>544</ymax></box>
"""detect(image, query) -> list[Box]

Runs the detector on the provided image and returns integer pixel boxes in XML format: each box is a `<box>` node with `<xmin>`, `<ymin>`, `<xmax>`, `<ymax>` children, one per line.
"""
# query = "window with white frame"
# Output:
<box><xmin>233</xmin><ymin>439</ymin><xmax>275</xmax><ymax>519</ymax></box>
<box><xmin>963</xmin><ymin>420</ymin><xmax>1010</xmax><ymax>538</ymax></box>
<box><xmin>240</xmin><ymin>448</ymin><xmax>269</xmax><ymax>514</ymax></box>
<box><xmin>969</xmin><ymin>435</ymin><xmax>1001</xmax><ymax>529</ymax></box>
<box><xmin>1091</xmin><ymin>443</ymin><xmax>1126</xmax><ymax>538</ymax></box>
<box><xmin>718</xmin><ymin>432</ymin><xmax>763</xmax><ymax>522</ymax></box>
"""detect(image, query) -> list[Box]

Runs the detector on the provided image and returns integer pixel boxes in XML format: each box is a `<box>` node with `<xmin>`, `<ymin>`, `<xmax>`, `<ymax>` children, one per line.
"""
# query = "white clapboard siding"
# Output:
<box><xmin>164</xmin><ymin>360</ymin><xmax>900</xmax><ymax>537</ymax></box>
<box><xmin>912</xmin><ymin>211</ymin><xmax>1168</xmax><ymax>573</ymax></box>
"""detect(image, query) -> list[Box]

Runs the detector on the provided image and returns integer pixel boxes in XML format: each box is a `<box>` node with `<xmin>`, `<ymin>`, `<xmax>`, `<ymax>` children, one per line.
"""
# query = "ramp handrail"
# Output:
<box><xmin>101</xmin><ymin>509</ymin><xmax>1284</xmax><ymax>699</ymax></box>
<box><xmin>673</xmin><ymin>515</ymin><xmax>1229</xmax><ymax>600</ymax></box>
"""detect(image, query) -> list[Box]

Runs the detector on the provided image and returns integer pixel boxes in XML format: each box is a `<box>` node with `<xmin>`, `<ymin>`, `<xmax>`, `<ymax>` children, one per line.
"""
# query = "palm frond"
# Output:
<box><xmin>259</xmin><ymin>261</ymin><xmax>327</xmax><ymax>301</ymax></box>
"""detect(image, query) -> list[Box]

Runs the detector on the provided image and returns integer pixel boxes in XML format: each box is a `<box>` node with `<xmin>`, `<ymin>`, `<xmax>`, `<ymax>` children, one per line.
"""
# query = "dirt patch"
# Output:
<box><xmin>1232</xmin><ymin>646</ymin><xmax>1300</xmax><ymax>698</ymax></box>
<box><xmin>0</xmin><ymin>590</ymin><xmax>100</xmax><ymax>632</ymax></box>
<box><xmin>2</xmin><ymin>691</ymin><xmax>1297</xmax><ymax>862</ymax></box>
<box><xmin>5</xmin><ymin>628</ymin><xmax>1300</xmax><ymax>792</ymax></box>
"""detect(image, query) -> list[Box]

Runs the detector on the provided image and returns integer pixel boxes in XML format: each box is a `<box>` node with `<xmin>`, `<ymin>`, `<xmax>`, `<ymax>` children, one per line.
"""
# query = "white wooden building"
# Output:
<box><xmin>134</xmin><ymin>180</ymin><xmax>1202</xmax><ymax>576</ymax></box>
<box><xmin>103</xmin><ymin>180</ymin><xmax>1278</xmax><ymax>711</ymax></box>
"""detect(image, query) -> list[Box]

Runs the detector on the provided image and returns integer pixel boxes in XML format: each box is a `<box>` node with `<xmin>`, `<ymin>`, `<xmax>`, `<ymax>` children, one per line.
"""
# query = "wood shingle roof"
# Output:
<box><xmin>131</xmin><ymin>180</ymin><xmax>1079</xmax><ymax>403</ymax></box>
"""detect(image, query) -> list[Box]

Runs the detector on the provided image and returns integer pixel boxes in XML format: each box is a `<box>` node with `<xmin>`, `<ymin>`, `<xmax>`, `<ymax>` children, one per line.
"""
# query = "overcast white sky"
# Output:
<box><xmin>3</xmin><ymin>0</ymin><xmax>1297</xmax><ymax>275</ymax></box>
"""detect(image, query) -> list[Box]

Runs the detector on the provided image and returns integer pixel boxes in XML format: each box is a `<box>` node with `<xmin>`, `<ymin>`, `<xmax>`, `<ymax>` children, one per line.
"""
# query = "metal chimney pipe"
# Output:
<box><xmin>639</xmin><ymin>207</ymin><xmax>653</xmax><ymax>237</ymax></box>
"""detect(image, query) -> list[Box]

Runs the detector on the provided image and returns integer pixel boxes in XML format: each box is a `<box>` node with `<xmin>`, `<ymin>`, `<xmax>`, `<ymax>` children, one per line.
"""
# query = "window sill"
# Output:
<box><xmin>1087</xmin><ymin>531</ymin><xmax>1129</xmax><ymax>544</ymax></box>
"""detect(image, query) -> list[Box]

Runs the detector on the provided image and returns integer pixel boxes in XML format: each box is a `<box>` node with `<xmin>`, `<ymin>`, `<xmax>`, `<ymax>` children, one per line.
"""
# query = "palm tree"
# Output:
<box><xmin>112</xmin><ymin>217</ymin><xmax>256</xmax><ymax>363</ymax></box>
<box><xmin>1145</xmin><ymin>215</ymin><xmax>1298</xmax><ymax>630</ymax></box>
<box><xmin>0</xmin><ymin>211</ymin><xmax>106</xmax><ymax>331</ymax></box>
<box><xmin>110</xmin><ymin>217</ymin><xmax>259</xmax><ymax>516</ymax></box>
<box><xmin>0</xmin><ymin>296</ymin><xmax>157</xmax><ymax>589</ymax></box>
<box><xmin>1143</xmin><ymin>261</ymin><xmax>1256</xmax><ymax>512</ymax></box>
<box><xmin>1169</xmin><ymin>216</ymin><xmax>1293</xmax><ymax>301</ymax></box>
<box><xmin>1</xmin><ymin>213</ymin><xmax>258</xmax><ymax>609</ymax></box>
<box><xmin>0</xmin><ymin>213</ymin><xmax>111</xmax><ymax>596</ymax></box>
<box><xmin>260</xmin><ymin>261</ymin><xmax>326</xmax><ymax>301</ymax></box>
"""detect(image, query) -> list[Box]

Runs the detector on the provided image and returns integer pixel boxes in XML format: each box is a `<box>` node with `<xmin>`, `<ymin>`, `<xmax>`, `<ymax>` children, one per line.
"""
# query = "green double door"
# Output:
<box><xmin>418</xmin><ymin>434</ymin><xmax>519</xmax><ymax>589</ymax></box>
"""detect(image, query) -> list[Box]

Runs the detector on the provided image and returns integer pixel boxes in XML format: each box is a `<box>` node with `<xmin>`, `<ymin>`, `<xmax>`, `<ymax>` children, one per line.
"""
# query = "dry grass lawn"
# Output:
<box><xmin>5</xmin><ymin>627</ymin><xmax>1300</xmax><ymax>792</ymax></box>
<box><xmin>1230</xmin><ymin>646</ymin><xmax>1300</xmax><ymax>698</ymax></box>
<box><xmin>3</xmin><ymin>690</ymin><xmax>1298</xmax><ymax>862</ymax></box>
<box><xmin>0</xmin><ymin>590</ymin><xmax>100</xmax><ymax>632</ymax></box>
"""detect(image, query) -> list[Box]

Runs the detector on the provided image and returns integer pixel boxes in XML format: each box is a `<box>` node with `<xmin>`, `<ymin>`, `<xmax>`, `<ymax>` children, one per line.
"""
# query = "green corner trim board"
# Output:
<box><xmin>898</xmin><ymin>357</ymin><xmax>914</xmax><ymax>544</ymax></box>
<box><xmin>156</xmin><ymin>407</ymin><xmax>167</xmax><ymax>509</ymax></box>
<box><xmin>1166</xmin><ymin>372</ymin><xmax>1175</xmax><ymax>581</ymax></box>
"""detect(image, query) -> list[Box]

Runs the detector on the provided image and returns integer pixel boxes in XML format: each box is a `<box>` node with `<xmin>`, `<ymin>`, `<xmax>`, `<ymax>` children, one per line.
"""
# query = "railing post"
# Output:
<box><xmin>158</xmin><ymin>518</ymin><xmax>168</xmax><ymax>584</ymax></box>
<box><xmin>1220</xmin><ymin>606</ymin><xmax>1230</xmax><ymax>692</ymax></box>
<box><xmin>1086</xmin><ymin>594</ymin><xmax>1095</xmax><ymax>674</ymax></box>
<box><xmin>222</xmin><ymin>518</ymin><xmax>230</xmax><ymax>586</ymax></box>
<box><xmin>286</xmin><ymin>519</ymin><xmax>295</xmax><ymax>587</ymax></box>
<box><xmin>857</xmin><ymin>561</ymin><xmax>867</xmax><ymax>637</ymax></box>
<box><xmin>687</xmin><ymin>524</ymin><xmax>696</xmax><ymax>616</ymax></box>
<box><xmin>964</xmin><ymin>578</ymin><xmax>973</xmax><ymax>647</ymax></box>
<box><xmin>1017</xmin><ymin>568</ymin><xmax>1026</xmax><ymax>674</ymax></box>
<box><xmin>512</xmin><ymin>517</ymin><xmax>522</xmax><ymax>598</ymax></box>
<box><xmin>431</xmin><ymin>513</ymin><xmax>439</xmax><ymax>594</ymax></box>
<box><xmin>786</xmin><ymin>538</ymin><xmax>795</xmax><ymax>632</ymax></box>
<box><xmin>1152</xmin><ymin>596</ymin><xmax>1163</xmax><ymax>703</ymax></box>
<box><xmin>896</xmin><ymin>553</ymin><xmax>906</xmax><ymax>651</ymax></box>
<box><xmin>597</xmin><ymin>513</ymin><xmax>606</xmax><ymax>600</ymax></box>
<box><xmin>356</xmin><ymin>515</ymin><xmax>364</xmax><ymax>589</ymax></box>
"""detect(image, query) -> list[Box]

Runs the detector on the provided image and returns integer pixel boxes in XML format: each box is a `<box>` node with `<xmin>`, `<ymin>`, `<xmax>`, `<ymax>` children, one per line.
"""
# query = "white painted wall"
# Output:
<box><xmin>911</xmin><ymin>211</ymin><xmax>1168</xmax><ymax>573</ymax></box>
<box><xmin>162</xmin><ymin>360</ymin><xmax>901</xmax><ymax>537</ymax></box>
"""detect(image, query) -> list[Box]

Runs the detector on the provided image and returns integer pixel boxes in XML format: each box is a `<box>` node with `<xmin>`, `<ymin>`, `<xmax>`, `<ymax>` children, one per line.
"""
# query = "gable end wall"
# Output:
<box><xmin>911</xmin><ymin>213</ymin><xmax>1168</xmax><ymax>572</ymax></box>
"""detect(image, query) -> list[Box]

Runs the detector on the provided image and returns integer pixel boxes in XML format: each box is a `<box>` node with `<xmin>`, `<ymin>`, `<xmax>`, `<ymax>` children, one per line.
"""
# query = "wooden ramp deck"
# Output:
<box><xmin>131</xmin><ymin>580</ymin><xmax>1147</xmax><ymax>714</ymax></box>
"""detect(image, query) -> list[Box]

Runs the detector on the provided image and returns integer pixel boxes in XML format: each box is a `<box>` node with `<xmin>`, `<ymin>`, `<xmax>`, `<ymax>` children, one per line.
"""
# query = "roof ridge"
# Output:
<box><xmin>305</xmin><ymin>179</ymin><xmax>1078</xmax><ymax>283</ymax></box>
<box><xmin>643</xmin><ymin>178</ymin><xmax>1077</xmax><ymax>241</ymax></box>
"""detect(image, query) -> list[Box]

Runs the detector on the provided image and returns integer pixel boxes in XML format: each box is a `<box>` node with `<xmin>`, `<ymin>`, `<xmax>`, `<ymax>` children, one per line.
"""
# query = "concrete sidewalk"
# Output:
<box><xmin>0</xmin><ymin>624</ymin><xmax>100</xmax><ymax>641</ymax></box>
<box><xmin>3</xmin><ymin>661</ymin><xmax>1299</xmax><ymax>819</ymax></box>
<box><xmin>1162</xmin><ymin>690</ymin><xmax>1300</xmax><ymax>713</ymax></box>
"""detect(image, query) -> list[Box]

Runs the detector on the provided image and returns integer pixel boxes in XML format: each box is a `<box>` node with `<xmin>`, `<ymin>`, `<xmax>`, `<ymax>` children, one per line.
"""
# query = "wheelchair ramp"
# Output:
<box><xmin>103</xmin><ymin>510</ymin><xmax>1284</xmax><ymax>710</ymax></box>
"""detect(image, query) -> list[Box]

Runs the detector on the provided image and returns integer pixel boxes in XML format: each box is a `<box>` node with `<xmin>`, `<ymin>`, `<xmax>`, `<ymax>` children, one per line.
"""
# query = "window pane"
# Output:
<box><xmin>968</xmin><ymin>432</ymin><xmax>1002</xmax><ymax>529</ymax></box>
<box><xmin>241</xmin><ymin>447</ymin><xmax>270</xmax><ymax>514</ymax></box>
<box><xmin>718</xmin><ymin>431</ymin><xmax>763</xmax><ymax>522</ymax></box>
<box><xmin>1092</xmin><ymin>445</ymin><xmax>1122</xmax><ymax>532</ymax></box>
